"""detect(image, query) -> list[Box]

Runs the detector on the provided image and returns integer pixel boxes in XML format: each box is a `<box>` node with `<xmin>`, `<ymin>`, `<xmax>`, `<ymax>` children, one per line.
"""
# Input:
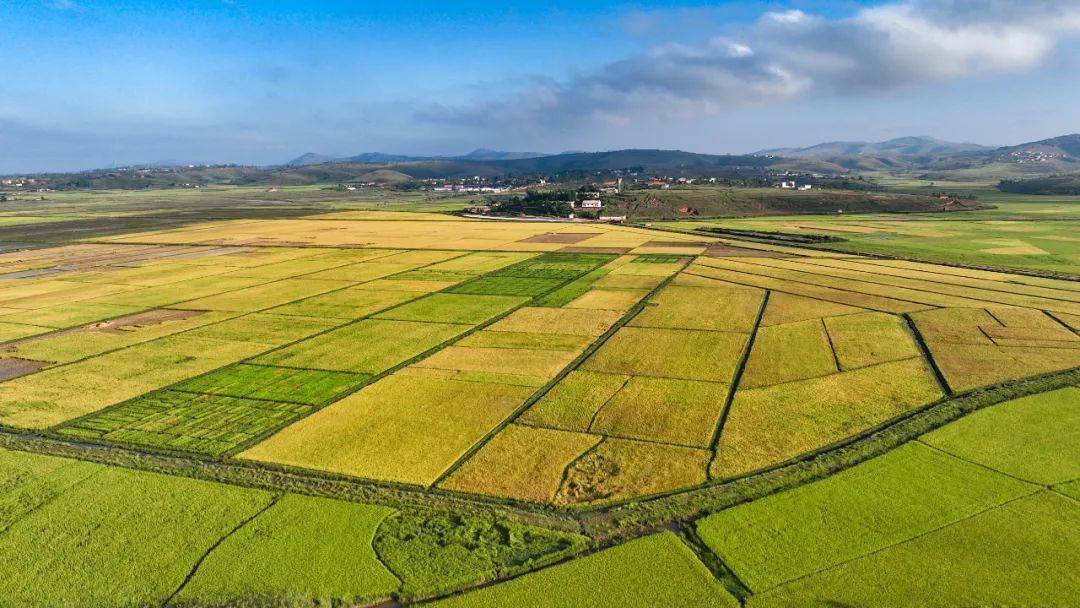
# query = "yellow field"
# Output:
<box><xmin>0</xmin><ymin>209</ymin><xmax>1076</xmax><ymax>504</ymax></box>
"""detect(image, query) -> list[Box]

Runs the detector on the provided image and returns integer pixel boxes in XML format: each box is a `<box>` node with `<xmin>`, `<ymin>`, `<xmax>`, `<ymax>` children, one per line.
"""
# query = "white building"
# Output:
<box><xmin>780</xmin><ymin>181</ymin><xmax>796</xmax><ymax>189</ymax></box>
<box><xmin>578</xmin><ymin>199</ymin><xmax>602</xmax><ymax>209</ymax></box>
<box><xmin>798</xmin><ymin>184</ymin><xmax>812</xmax><ymax>190</ymax></box>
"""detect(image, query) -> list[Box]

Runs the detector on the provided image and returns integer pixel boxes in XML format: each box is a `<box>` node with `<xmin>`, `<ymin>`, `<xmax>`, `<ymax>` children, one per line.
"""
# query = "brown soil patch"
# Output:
<box><xmin>0</xmin><ymin>358</ymin><xmax>49</xmax><ymax>381</ymax></box>
<box><xmin>519</xmin><ymin>232</ymin><xmax>599</xmax><ymax>244</ymax></box>
<box><xmin>86</xmin><ymin>309</ymin><xmax>204</xmax><ymax>334</ymax></box>
<box><xmin>558</xmin><ymin>246</ymin><xmax>633</xmax><ymax>254</ymax></box>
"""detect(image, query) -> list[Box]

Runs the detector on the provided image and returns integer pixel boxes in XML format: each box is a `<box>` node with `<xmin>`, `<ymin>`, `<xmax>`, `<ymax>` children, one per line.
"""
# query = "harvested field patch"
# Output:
<box><xmin>175</xmin><ymin>364</ymin><xmax>368</xmax><ymax>405</ymax></box>
<box><xmin>557</xmin><ymin>438</ymin><xmax>710</xmax><ymax>505</ymax></box>
<box><xmin>251</xmin><ymin>319</ymin><xmax>467</xmax><ymax>374</ymax></box>
<box><xmin>713</xmin><ymin>358</ymin><xmax>943</xmax><ymax>478</ymax></box>
<box><xmin>519</xmin><ymin>371</ymin><xmax>630</xmax><ymax>432</ymax></box>
<box><xmin>825</xmin><ymin>311</ymin><xmax>920</xmax><ymax>369</ymax></box>
<box><xmin>698</xmin><ymin>442</ymin><xmax>1035</xmax><ymax>592</ymax></box>
<box><xmin>57</xmin><ymin>390</ymin><xmax>314</xmax><ymax>457</ymax></box>
<box><xmin>176</xmin><ymin>494</ymin><xmax>399</xmax><ymax>606</ymax></box>
<box><xmin>591</xmin><ymin>377</ymin><xmax>727</xmax><ymax>447</ymax></box>
<box><xmin>760</xmin><ymin>292</ymin><xmax>865</xmax><ymax>326</ymax></box>
<box><xmin>240</xmin><ymin>375</ymin><xmax>534</xmax><ymax>486</ymax></box>
<box><xmin>489</xmin><ymin>307</ymin><xmax>622</xmax><ymax>336</ymax></box>
<box><xmin>583</xmin><ymin>326</ymin><xmax>747</xmax><ymax>382</ymax></box>
<box><xmin>742</xmin><ymin>319</ymin><xmax>836</xmax><ymax>389</ymax></box>
<box><xmin>439</xmin><ymin>424</ymin><xmax>601</xmax><ymax>502</ymax></box>
<box><xmin>431</xmin><ymin>532</ymin><xmax>738</xmax><ymax>608</ymax></box>
<box><xmin>630</xmin><ymin>283</ymin><xmax>763</xmax><ymax>332</ymax></box>
<box><xmin>0</xmin><ymin>357</ymin><xmax>49</xmax><ymax>381</ymax></box>
<box><xmin>374</xmin><ymin>293</ymin><xmax>526</xmax><ymax>325</ymax></box>
<box><xmin>922</xmin><ymin>387</ymin><xmax>1080</xmax><ymax>485</ymax></box>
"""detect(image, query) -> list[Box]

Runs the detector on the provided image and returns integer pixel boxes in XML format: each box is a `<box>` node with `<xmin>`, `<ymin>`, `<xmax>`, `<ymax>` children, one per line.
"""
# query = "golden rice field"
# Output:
<box><xmin>0</xmin><ymin>211</ymin><xmax>1077</xmax><ymax>508</ymax></box>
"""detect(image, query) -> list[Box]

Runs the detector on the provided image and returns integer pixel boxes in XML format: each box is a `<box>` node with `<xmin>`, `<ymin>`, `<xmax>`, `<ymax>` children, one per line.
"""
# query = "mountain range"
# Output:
<box><xmin>8</xmin><ymin>135</ymin><xmax>1079</xmax><ymax>189</ymax></box>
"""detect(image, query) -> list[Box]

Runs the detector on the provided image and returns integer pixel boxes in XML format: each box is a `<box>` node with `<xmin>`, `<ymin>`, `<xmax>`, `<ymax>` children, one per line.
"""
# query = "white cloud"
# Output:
<box><xmin>418</xmin><ymin>0</ymin><xmax>1080</xmax><ymax>132</ymax></box>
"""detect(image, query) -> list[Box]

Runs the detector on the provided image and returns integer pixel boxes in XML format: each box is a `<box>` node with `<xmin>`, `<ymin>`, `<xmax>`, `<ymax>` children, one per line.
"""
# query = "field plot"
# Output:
<box><xmin>432</xmin><ymin>532</ymin><xmax>738</xmax><ymax>608</ymax></box>
<box><xmin>240</xmin><ymin>374</ymin><xmax>536</xmax><ymax>485</ymax></box>
<box><xmin>698</xmin><ymin>442</ymin><xmax>1035</xmax><ymax>592</ymax></box>
<box><xmin>749</xmin><ymin>492</ymin><xmax>1078</xmax><ymax>608</ymax></box>
<box><xmin>243</xmin><ymin>252</ymin><xmax>634</xmax><ymax>487</ymax></box>
<box><xmin>175</xmin><ymin>494</ymin><xmax>400</xmax><ymax>606</ymax></box>
<box><xmin>912</xmin><ymin>306</ymin><xmax>1080</xmax><ymax>392</ymax></box>
<box><xmin>0</xmin><ymin>464</ymin><xmax>273</xmax><ymax>607</ymax></box>
<box><xmin>922</xmin><ymin>387</ymin><xmax>1080</xmax><ymax>484</ymax></box>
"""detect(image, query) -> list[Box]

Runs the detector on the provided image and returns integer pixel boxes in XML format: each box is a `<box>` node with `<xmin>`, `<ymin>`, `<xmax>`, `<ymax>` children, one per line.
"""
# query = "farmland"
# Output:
<box><xmin>0</xmin><ymin>192</ymin><xmax>1076</xmax><ymax>606</ymax></box>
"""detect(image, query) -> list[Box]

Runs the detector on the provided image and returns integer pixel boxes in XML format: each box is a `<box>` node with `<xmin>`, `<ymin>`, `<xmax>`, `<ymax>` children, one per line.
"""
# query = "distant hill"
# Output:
<box><xmin>284</xmin><ymin>153</ymin><xmax>339</xmax><ymax>166</ymax></box>
<box><xmin>284</xmin><ymin>149</ymin><xmax>546</xmax><ymax>167</ymax></box>
<box><xmin>759</xmin><ymin>136</ymin><xmax>989</xmax><ymax>158</ymax></box>
<box><xmin>455</xmin><ymin>148</ymin><xmax>545</xmax><ymax>161</ymax></box>
<box><xmin>764</xmin><ymin>134</ymin><xmax>1080</xmax><ymax>177</ymax></box>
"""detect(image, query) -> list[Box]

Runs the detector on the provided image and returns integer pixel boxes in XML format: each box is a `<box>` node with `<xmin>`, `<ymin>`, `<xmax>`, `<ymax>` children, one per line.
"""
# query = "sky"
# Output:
<box><xmin>3</xmin><ymin>0</ymin><xmax>1079</xmax><ymax>173</ymax></box>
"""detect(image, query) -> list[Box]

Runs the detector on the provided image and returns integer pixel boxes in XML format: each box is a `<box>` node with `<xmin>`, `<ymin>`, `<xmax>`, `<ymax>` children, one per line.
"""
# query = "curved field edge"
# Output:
<box><xmin>2</xmin><ymin>365</ymin><xmax>1075</xmax><ymax>536</ymax></box>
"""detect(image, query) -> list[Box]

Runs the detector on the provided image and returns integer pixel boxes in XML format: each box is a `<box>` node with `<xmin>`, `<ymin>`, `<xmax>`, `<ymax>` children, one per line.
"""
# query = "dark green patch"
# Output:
<box><xmin>56</xmin><ymin>391</ymin><xmax>314</xmax><ymax>457</ymax></box>
<box><xmin>174</xmin><ymin>364</ymin><xmax>368</xmax><ymax>405</ymax></box>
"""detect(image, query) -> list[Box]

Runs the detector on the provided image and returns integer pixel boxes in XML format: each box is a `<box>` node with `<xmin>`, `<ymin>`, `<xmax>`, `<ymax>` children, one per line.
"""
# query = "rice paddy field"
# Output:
<box><xmin>0</xmin><ymin>189</ymin><xmax>1076</xmax><ymax>606</ymax></box>
<box><xmin>656</xmin><ymin>190</ymin><xmax>1080</xmax><ymax>276</ymax></box>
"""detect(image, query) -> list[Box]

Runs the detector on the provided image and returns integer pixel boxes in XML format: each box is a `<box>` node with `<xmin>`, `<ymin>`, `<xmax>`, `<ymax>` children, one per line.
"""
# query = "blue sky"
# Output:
<box><xmin>3</xmin><ymin>0</ymin><xmax>1078</xmax><ymax>172</ymax></box>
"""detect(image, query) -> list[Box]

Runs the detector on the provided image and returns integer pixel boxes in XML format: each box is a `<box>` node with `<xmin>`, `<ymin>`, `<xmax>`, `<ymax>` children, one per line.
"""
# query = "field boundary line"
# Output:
<box><xmin>1044</xmin><ymin>310</ymin><xmax>1080</xmax><ymax>337</ymax></box>
<box><xmin>902</xmin><ymin>313</ymin><xmax>953</xmax><ymax>396</ymax></box>
<box><xmin>820</xmin><ymin>318</ymin><xmax>842</xmax><ymax>373</ymax></box>
<box><xmin>915</xmin><ymin>439</ymin><xmax>1050</xmax><ymax>489</ymax></box>
<box><xmin>707</xmin><ymin>289</ymin><xmax>769</xmax><ymax>476</ymax></box>
<box><xmin>676</xmin><ymin>523</ymin><xmax>752</xmax><ymax>605</ymax></box>
<box><xmin>427</xmin><ymin>256</ymin><xmax>691</xmax><ymax>489</ymax></box>
<box><xmin>162</xmin><ymin>493</ymin><xmax>283</xmax><ymax>607</ymax></box>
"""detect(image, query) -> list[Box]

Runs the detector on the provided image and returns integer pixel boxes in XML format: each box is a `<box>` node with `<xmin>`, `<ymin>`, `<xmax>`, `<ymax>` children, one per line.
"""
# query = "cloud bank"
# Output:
<box><xmin>417</xmin><ymin>0</ymin><xmax>1080</xmax><ymax>134</ymax></box>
